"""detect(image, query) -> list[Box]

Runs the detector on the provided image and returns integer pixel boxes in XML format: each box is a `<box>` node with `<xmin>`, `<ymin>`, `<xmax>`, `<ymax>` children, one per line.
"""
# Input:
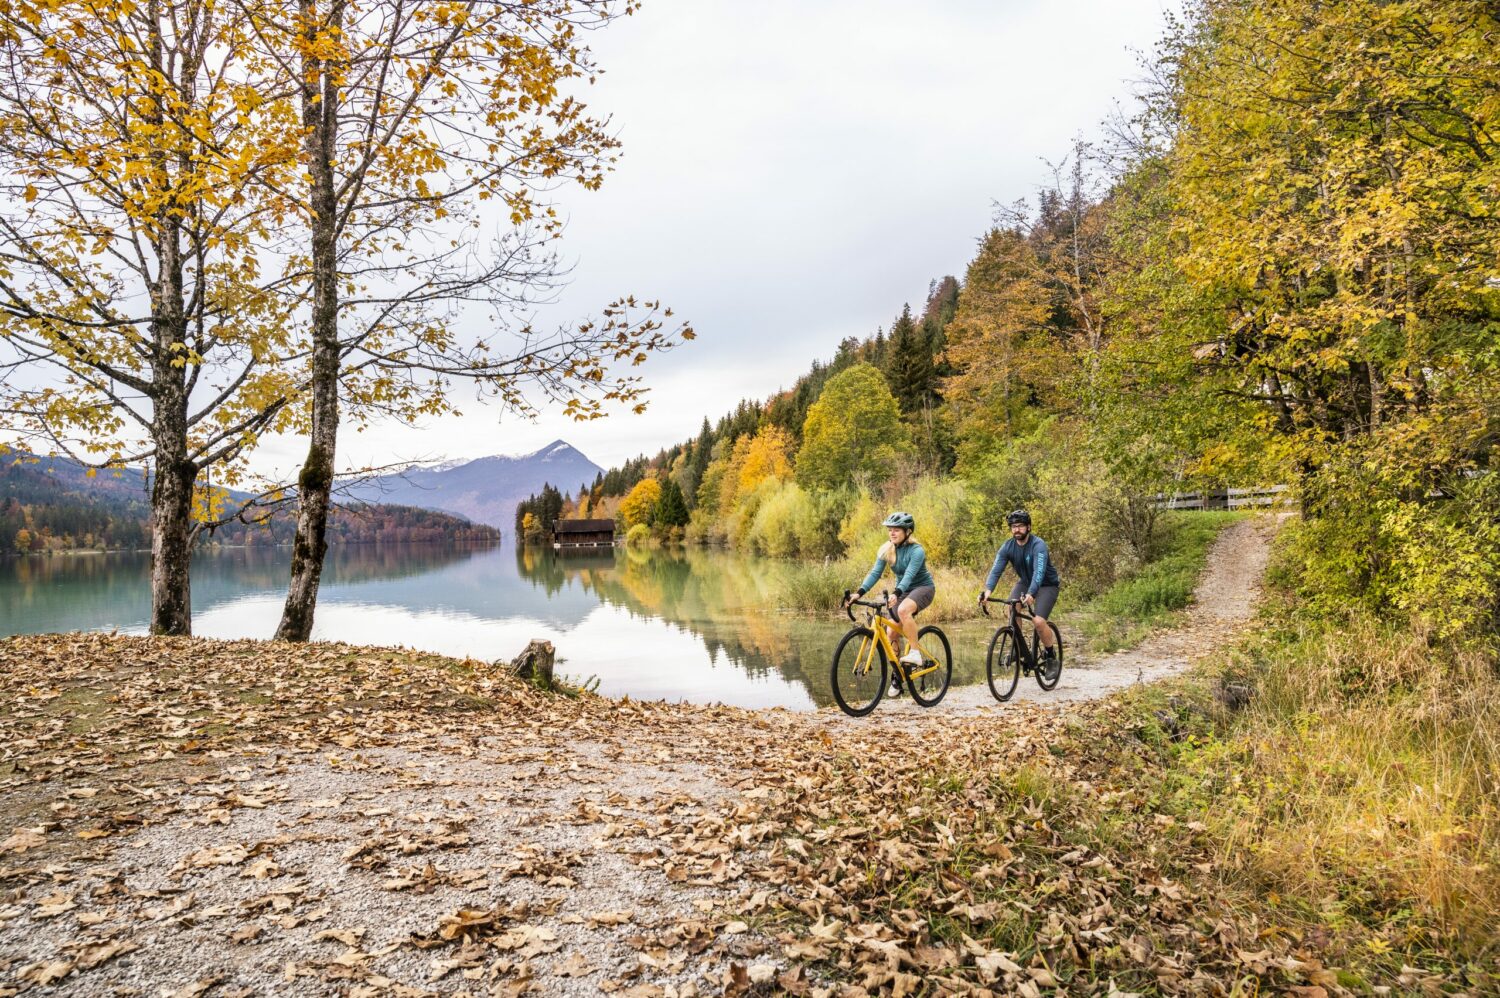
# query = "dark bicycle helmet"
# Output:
<box><xmin>882</xmin><ymin>511</ymin><xmax>915</xmax><ymax>530</ymax></box>
<box><xmin>1006</xmin><ymin>509</ymin><xmax>1032</xmax><ymax>526</ymax></box>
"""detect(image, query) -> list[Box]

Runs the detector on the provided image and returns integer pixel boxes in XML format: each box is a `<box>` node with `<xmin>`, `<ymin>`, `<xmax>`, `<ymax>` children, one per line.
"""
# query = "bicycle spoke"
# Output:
<box><xmin>908</xmin><ymin>625</ymin><xmax>952</xmax><ymax>707</ymax></box>
<box><xmin>831</xmin><ymin>626</ymin><xmax>886</xmax><ymax>717</ymax></box>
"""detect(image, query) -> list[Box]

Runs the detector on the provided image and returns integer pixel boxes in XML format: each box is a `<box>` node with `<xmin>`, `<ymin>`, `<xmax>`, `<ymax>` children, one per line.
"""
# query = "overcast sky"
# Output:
<box><xmin>253</xmin><ymin>0</ymin><xmax>1175</xmax><ymax>477</ymax></box>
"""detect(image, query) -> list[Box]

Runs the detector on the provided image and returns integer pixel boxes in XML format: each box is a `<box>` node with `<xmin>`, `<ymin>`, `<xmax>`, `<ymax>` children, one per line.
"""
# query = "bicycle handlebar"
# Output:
<box><xmin>977</xmin><ymin>595</ymin><xmax>1033</xmax><ymax>620</ymax></box>
<box><xmin>842</xmin><ymin>590</ymin><xmax>1038</xmax><ymax>622</ymax></box>
<box><xmin>843</xmin><ymin>589</ymin><xmax>894</xmax><ymax>622</ymax></box>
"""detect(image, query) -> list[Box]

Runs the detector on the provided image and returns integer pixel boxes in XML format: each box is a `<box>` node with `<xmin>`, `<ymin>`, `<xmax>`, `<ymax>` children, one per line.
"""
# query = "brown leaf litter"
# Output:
<box><xmin>0</xmin><ymin>629</ymin><xmax>1487</xmax><ymax>996</ymax></box>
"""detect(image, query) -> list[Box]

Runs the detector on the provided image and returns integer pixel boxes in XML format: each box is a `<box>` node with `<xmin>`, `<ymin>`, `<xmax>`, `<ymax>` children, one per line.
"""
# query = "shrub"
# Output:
<box><xmin>684</xmin><ymin>506</ymin><xmax>725</xmax><ymax>546</ymax></box>
<box><xmin>1290</xmin><ymin>456</ymin><xmax>1500</xmax><ymax>642</ymax></box>
<box><xmin>747</xmin><ymin>479</ymin><xmax>805</xmax><ymax>558</ymax></box>
<box><xmin>773</xmin><ymin>558</ymin><xmax>854</xmax><ymax>613</ymax></box>
<box><xmin>837</xmin><ymin>490</ymin><xmax>882</xmax><ymax>554</ymax></box>
<box><xmin>795</xmin><ymin>486</ymin><xmax>858</xmax><ymax>558</ymax></box>
<box><xmin>893</xmin><ymin>477</ymin><xmax>969</xmax><ymax>567</ymax></box>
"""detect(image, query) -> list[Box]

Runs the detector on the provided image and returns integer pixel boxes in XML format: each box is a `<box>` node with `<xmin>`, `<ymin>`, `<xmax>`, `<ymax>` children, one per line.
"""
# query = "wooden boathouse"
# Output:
<box><xmin>552</xmin><ymin>518</ymin><xmax>617</xmax><ymax>550</ymax></box>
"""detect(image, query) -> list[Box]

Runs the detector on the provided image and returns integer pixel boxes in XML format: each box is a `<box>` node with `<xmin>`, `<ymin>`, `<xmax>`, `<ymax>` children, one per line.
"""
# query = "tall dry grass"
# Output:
<box><xmin>1200</xmin><ymin>614</ymin><xmax>1500</xmax><ymax>948</ymax></box>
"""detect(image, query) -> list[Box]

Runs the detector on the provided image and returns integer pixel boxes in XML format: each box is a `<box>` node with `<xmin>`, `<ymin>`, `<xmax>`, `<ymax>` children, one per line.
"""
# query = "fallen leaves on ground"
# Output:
<box><xmin>0</xmin><ymin>632</ymin><xmax>1489</xmax><ymax>996</ymax></box>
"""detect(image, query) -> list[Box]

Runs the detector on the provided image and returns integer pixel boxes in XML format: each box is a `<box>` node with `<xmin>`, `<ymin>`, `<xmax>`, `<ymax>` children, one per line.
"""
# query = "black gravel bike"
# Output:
<box><xmin>830</xmin><ymin>590</ymin><xmax>953</xmax><ymax>716</ymax></box>
<box><xmin>980</xmin><ymin>596</ymin><xmax>1064</xmax><ymax>701</ymax></box>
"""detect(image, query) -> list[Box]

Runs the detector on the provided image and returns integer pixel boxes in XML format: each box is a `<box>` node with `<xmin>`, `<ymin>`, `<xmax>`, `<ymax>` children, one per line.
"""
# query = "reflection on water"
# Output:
<box><xmin>1</xmin><ymin>543</ymin><xmax>990</xmax><ymax>709</ymax></box>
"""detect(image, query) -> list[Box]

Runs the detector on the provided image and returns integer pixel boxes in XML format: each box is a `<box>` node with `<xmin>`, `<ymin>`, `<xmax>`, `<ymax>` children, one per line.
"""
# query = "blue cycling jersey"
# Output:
<box><xmin>985</xmin><ymin>535</ymin><xmax>1059</xmax><ymax>595</ymax></box>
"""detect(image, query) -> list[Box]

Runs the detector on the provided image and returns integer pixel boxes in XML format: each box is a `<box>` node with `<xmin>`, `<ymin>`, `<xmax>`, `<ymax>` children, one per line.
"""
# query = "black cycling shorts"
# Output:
<box><xmin>901</xmin><ymin>585</ymin><xmax>935</xmax><ymax>615</ymax></box>
<box><xmin>1009</xmin><ymin>581</ymin><xmax>1058</xmax><ymax>619</ymax></box>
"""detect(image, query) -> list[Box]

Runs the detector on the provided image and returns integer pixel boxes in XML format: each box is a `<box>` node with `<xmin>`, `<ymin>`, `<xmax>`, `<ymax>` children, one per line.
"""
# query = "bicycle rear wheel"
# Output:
<box><xmin>907</xmin><ymin>625</ymin><xmax>952</xmax><ymax>707</ymax></box>
<box><xmin>831</xmin><ymin>626</ymin><xmax>887</xmax><ymax>717</ymax></box>
<box><xmin>1034</xmin><ymin>622</ymin><xmax>1064</xmax><ymax>691</ymax></box>
<box><xmin>986</xmin><ymin>628</ymin><xmax>1020</xmax><ymax>702</ymax></box>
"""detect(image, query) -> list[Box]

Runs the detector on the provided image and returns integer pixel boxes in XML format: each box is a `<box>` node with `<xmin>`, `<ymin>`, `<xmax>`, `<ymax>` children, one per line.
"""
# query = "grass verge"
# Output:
<box><xmin>1065</xmin><ymin>510</ymin><xmax>1242</xmax><ymax>653</ymax></box>
<box><xmin>1123</xmin><ymin>611</ymin><xmax>1500</xmax><ymax>963</ymax></box>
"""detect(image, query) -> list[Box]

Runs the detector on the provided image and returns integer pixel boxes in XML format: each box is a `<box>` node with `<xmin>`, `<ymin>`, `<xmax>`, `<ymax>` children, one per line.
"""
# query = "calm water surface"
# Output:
<box><xmin>0</xmin><ymin>543</ymin><xmax>991</xmax><ymax>709</ymax></box>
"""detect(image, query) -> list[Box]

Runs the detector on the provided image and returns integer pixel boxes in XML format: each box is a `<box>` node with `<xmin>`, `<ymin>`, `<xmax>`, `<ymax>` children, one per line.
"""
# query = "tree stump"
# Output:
<box><xmin>509</xmin><ymin>640</ymin><xmax>555</xmax><ymax>690</ymax></box>
<box><xmin>1215</xmin><ymin>681</ymin><xmax>1253</xmax><ymax>713</ymax></box>
<box><xmin>1152</xmin><ymin>708</ymin><xmax>1184</xmax><ymax>742</ymax></box>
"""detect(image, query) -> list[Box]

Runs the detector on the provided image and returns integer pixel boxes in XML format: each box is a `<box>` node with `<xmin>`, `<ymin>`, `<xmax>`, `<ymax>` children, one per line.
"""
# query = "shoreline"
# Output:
<box><xmin>0</xmin><ymin>536</ymin><xmax>506</xmax><ymax>558</ymax></box>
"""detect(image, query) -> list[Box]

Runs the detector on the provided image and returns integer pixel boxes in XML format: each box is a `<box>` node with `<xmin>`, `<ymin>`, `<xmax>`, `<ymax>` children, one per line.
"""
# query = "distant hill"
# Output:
<box><xmin>0</xmin><ymin>455</ymin><xmax>152</xmax><ymax>551</ymax></box>
<box><xmin>342</xmin><ymin>439</ymin><xmax>603</xmax><ymax>534</ymax></box>
<box><xmin>0</xmin><ymin>454</ymin><xmax>498</xmax><ymax>553</ymax></box>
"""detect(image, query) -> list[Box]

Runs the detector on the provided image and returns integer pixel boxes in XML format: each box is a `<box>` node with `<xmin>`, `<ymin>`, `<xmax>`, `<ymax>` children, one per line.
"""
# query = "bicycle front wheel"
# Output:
<box><xmin>907</xmin><ymin>625</ymin><xmax>952</xmax><ymax>707</ymax></box>
<box><xmin>986</xmin><ymin>628</ymin><xmax>1021</xmax><ymax>702</ymax></box>
<box><xmin>1034</xmin><ymin>623</ymin><xmax>1064</xmax><ymax>691</ymax></box>
<box><xmin>831</xmin><ymin>626</ymin><xmax>887</xmax><ymax>717</ymax></box>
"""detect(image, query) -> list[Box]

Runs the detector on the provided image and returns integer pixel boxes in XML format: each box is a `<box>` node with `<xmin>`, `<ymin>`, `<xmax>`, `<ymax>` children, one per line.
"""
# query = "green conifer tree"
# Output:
<box><xmin>655</xmin><ymin>478</ymin><xmax>690</xmax><ymax>529</ymax></box>
<box><xmin>885</xmin><ymin>303</ymin><xmax>937</xmax><ymax>413</ymax></box>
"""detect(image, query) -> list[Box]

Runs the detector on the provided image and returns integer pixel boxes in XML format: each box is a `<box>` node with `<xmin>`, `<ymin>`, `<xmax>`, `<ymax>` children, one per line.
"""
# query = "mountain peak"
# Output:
<box><xmin>535</xmin><ymin>439</ymin><xmax>582</xmax><ymax>461</ymax></box>
<box><xmin>342</xmin><ymin>439</ymin><xmax>602</xmax><ymax>530</ymax></box>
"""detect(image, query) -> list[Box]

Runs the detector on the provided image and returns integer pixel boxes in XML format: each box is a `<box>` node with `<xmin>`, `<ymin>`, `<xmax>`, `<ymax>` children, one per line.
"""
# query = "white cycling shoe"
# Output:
<box><xmin>899</xmin><ymin>649</ymin><xmax>924</xmax><ymax>667</ymax></box>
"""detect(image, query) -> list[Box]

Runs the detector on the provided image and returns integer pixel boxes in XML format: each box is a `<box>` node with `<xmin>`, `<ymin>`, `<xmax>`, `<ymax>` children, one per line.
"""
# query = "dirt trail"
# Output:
<box><xmin>854</xmin><ymin>514</ymin><xmax>1280</xmax><ymax>723</ymax></box>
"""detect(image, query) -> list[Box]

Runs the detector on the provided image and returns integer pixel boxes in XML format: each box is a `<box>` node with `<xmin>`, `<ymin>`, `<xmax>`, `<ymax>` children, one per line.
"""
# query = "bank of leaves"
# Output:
<box><xmin>716</xmin><ymin>709</ymin><xmax>1488</xmax><ymax>996</ymax></box>
<box><xmin>3</xmin><ymin>632</ymin><xmax>1490</xmax><ymax>995</ymax></box>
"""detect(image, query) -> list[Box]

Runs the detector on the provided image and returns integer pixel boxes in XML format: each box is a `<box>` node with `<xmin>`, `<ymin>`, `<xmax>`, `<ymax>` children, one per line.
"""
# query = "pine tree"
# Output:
<box><xmin>683</xmin><ymin>418</ymin><xmax>714</xmax><ymax>508</ymax></box>
<box><xmin>655</xmin><ymin>478</ymin><xmax>689</xmax><ymax>529</ymax></box>
<box><xmin>885</xmin><ymin>303</ymin><xmax>937</xmax><ymax>413</ymax></box>
<box><xmin>921</xmin><ymin>276</ymin><xmax>960</xmax><ymax>360</ymax></box>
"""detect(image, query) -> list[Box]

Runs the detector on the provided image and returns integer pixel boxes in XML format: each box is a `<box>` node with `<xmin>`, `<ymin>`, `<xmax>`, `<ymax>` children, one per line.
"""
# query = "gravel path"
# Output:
<box><xmin>3</xmin><ymin>743</ymin><xmax>747</xmax><ymax>997</ymax></box>
<box><xmin>850</xmin><ymin>515</ymin><xmax>1278</xmax><ymax>723</ymax></box>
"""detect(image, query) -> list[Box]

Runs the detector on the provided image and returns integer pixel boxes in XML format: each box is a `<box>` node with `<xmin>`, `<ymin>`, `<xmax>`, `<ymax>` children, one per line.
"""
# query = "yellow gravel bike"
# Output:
<box><xmin>831</xmin><ymin>590</ymin><xmax>952</xmax><ymax>717</ymax></box>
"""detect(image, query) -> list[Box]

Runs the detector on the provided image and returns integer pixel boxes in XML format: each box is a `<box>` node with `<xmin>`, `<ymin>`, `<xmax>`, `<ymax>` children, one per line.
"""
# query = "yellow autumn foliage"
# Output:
<box><xmin>619</xmin><ymin>478</ymin><xmax>662</xmax><ymax>529</ymax></box>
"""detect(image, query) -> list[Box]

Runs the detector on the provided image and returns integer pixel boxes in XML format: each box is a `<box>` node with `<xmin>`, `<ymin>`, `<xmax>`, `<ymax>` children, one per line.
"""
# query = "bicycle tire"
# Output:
<box><xmin>986</xmin><ymin>627</ymin><xmax>1021</xmax><ymax>702</ymax></box>
<box><xmin>831</xmin><ymin>626</ymin><xmax>887</xmax><ymax>717</ymax></box>
<box><xmin>907</xmin><ymin>625</ymin><xmax>952</xmax><ymax>707</ymax></box>
<box><xmin>1034</xmin><ymin>622</ymin><xmax>1065</xmax><ymax>691</ymax></box>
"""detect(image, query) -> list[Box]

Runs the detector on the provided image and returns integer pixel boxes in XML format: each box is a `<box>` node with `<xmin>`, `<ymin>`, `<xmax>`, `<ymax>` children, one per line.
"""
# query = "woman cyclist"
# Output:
<box><xmin>842</xmin><ymin>512</ymin><xmax>935</xmax><ymax>680</ymax></box>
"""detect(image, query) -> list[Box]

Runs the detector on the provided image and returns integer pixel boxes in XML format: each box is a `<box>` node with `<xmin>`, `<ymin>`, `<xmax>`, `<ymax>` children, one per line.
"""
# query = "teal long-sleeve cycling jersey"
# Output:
<box><xmin>860</xmin><ymin>540</ymin><xmax>934</xmax><ymax>595</ymax></box>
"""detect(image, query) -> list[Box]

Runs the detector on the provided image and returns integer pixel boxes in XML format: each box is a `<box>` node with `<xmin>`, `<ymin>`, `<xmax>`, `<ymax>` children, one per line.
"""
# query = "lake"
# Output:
<box><xmin>0</xmin><ymin>543</ymin><xmax>994</xmax><ymax>709</ymax></box>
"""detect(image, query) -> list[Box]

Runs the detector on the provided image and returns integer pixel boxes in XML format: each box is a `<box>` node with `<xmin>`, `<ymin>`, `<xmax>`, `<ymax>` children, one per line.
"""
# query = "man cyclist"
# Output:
<box><xmin>842</xmin><ymin>512</ymin><xmax>934</xmax><ymax>692</ymax></box>
<box><xmin>979</xmin><ymin>509</ymin><xmax>1060</xmax><ymax>668</ymax></box>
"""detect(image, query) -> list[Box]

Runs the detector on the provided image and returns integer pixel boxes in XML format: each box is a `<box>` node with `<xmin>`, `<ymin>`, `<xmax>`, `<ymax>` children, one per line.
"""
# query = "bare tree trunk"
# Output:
<box><xmin>145</xmin><ymin>0</ymin><xmax>196</xmax><ymax>636</ymax></box>
<box><xmin>146</xmin><ymin>238</ymin><xmax>196</xmax><ymax>636</ymax></box>
<box><xmin>149</xmin><ymin>405</ymin><xmax>197</xmax><ymax>635</ymax></box>
<box><xmin>276</xmin><ymin>0</ymin><xmax>343</xmax><ymax>642</ymax></box>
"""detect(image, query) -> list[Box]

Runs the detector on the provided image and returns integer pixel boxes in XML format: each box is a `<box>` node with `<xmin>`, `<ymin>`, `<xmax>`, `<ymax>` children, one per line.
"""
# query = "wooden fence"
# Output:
<box><xmin>1155</xmin><ymin>485</ymin><xmax>1292</xmax><ymax>511</ymax></box>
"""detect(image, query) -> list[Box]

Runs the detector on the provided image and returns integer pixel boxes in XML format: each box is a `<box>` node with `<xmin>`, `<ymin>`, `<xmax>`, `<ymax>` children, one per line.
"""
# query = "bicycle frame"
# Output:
<box><xmin>844</xmin><ymin>591</ymin><xmax>942</xmax><ymax>682</ymax></box>
<box><xmin>979</xmin><ymin>597</ymin><xmax>1040</xmax><ymax>669</ymax></box>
